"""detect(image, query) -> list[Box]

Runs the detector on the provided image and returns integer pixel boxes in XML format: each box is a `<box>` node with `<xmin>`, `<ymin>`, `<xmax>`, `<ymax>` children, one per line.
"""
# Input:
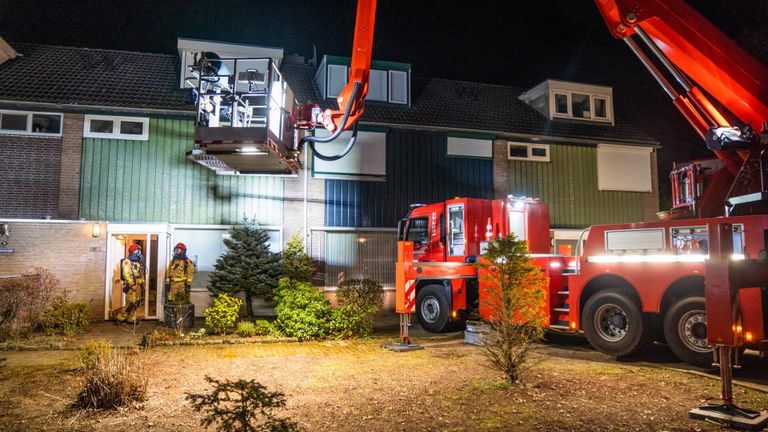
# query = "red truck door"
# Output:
<box><xmin>401</xmin><ymin>204</ymin><xmax>445</xmax><ymax>262</ymax></box>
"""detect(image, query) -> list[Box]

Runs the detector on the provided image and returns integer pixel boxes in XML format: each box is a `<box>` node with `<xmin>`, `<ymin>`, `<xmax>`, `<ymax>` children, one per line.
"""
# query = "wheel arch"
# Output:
<box><xmin>415</xmin><ymin>279</ymin><xmax>452</xmax><ymax>308</ymax></box>
<box><xmin>659</xmin><ymin>275</ymin><xmax>705</xmax><ymax>316</ymax></box>
<box><xmin>579</xmin><ymin>275</ymin><xmax>642</xmax><ymax>315</ymax></box>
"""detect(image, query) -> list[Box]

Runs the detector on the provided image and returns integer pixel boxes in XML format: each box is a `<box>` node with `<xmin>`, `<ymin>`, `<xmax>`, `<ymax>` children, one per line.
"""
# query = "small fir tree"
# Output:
<box><xmin>209</xmin><ymin>218</ymin><xmax>282</xmax><ymax>318</ymax></box>
<box><xmin>475</xmin><ymin>234</ymin><xmax>548</xmax><ymax>383</ymax></box>
<box><xmin>282</xmin><ymin>234</ymin><xmax>315</xmax><ymax>283</ymax></box>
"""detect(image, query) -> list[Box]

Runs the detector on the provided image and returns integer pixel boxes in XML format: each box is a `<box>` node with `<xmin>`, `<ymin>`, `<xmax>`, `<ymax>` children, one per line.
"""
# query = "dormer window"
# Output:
<box><xmin>316</xmin><ymin>55</ymin><xmax>411</xmax><ymax>106</ymax></box>
<box><xmin>520</xmin><ymin>79</ymin><xmax>614</xmax><ymax>125</ymax></box>
<box><xmin>552</xmin><ymin>91</ymin><xmax>611</xmax><ymax>122</ymax></box>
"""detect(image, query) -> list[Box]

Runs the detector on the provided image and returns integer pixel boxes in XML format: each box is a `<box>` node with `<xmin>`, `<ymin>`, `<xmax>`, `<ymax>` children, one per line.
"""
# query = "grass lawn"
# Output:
<box><xmin>1</xmin><ymin>335</ymin><xmax>766</xmax><ymax>431</ymax></box>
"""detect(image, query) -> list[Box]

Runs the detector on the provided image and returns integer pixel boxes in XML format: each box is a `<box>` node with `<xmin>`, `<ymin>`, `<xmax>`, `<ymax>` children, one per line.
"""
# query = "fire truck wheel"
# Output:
<box><xmin>582</xmin><ymin>289</ymin><xmax>650</xmax><ymax>357</ymax></box>
<box><xmin>416</xmin><ymin>285</ymin><xmax>450</xmax><ymax>333</ymax></box>
<box><xmin>663</xmin><ymin>296</ymin><xmax>713</xmax><ymax>367</ymax></box>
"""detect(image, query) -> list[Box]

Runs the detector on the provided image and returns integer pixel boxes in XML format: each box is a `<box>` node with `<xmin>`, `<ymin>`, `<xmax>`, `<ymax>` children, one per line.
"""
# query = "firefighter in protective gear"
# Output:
<box><xmin>117</xmin><ymin>243</ymin><xmax>146</xmax><ymax>323</ymax></box>
<box><xmin>165</xmin><ymin>242</ymin><xmax>195</xmax><ymax>304</ymax></box>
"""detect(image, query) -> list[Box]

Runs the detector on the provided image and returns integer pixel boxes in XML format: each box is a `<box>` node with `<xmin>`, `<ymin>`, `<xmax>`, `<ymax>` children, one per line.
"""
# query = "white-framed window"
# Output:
<box><xmin>0</xmin><ymin>110</ymin><xmax>62</xmax><ymax>136</ymax></box>
<box><xmin>367</xmin><ymin>69</ymin><xmax>388</xmax><ymax>101</ymax></box>
<box><xmin>388</xmin><ymin>70</ymin><xmax>408</xmax><ymax>104</ymax></box>
<box><xmin>84</xmin><ymin>115</ymin><xmax>149</xmax><ymax>141</ymax></box>
<box><xmin>327</xmin><ymin>64</ymin><xmax>348</xmax><ymax>98</ymax></box>
<box><xmin>507</xmin><ymin>142</ymin><xmax>550</xmax><ymax>162</ymax></box>
<box><xmin>551</xmin><ymin>91</ymin><xmax>612</xmax><ymax>123</ymax></box>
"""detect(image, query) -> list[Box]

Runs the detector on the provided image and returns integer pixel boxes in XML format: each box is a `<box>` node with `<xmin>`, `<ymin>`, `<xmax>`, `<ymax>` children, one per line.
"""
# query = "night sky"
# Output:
<box><xmin>2</xmin><ymin>0</ymin><xmax>766</xmax><ymax>206</ymax></box>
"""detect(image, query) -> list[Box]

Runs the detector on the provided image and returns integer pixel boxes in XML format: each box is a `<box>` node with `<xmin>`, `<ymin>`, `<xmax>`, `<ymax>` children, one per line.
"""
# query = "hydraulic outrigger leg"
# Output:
<box><xmin>689</xmin><ymin>346</ymin><xmax>768</xmax><ymax>430</ymax></box>
<box><xmin>382</xmin><ymin>313</ymin><xmax>423</xmax><ymax>352</ymax></box>
<box><xmin>689</xmin><ymin>223</ymin><xmax>768</xmax><ymax>430</ymax></box>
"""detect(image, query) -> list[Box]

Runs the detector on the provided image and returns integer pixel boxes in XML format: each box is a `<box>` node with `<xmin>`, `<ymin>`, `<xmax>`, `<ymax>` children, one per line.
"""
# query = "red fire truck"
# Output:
<box><xmin>387</xmin><ymin>0</ymin><xmax>765</xmax><ymax>369</ymax></box>
<box><xmin>395</xmin><ymin>197</ymin><xmax>768</xmax><ymax>367</ymax></box>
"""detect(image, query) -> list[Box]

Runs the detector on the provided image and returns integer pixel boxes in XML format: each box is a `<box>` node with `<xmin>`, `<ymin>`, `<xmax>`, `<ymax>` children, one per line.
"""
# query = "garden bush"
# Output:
<box><xmin>274</xmin><ymin>278</ymin><xmax>331</xmax><ymax>340</ymax></box>
<box><xmin>186</xmin><ymin>376</ymin><xmax>299</xmax><ymax>432</ymax></box>
<box><xmin>236</xmin><ymin>320</ymin><xmax>274</xmax><ymax>337</ymax></box>
<box><xmin>236</xmin><ymin>321</ymin><xmax>257</xmax><ymax>337</ymax></box>
<box><xmin>334</xmin><ymin>278</ymin><xmax>384</xmax><ymax>337</ymax></box>
<box><xmin>253</xmin><ymin>319</ymin><xmax>275</xmax><ymax>336</ymax></box>
<box><xmin>328</xmin><ymin>305</ymin><xmax>371</xmax><ymax>339</ymax></box>
<box><xmin>77</xmin><ymin>340</ymin><xmax>113</xmax><ymax>370</ymax></box>
<box><xmin>40</xmin><ymin>295</ymin><xmax>90</xmax><ymax>335</ymax></box>
<box><xmin>75</xmin><ymin>348</ymin><xmax>147</xmax><ymax>409</ymax></box>
<box><xmin>204</xmin><ymin>294</ymin><xmax>242</xmax><ymax>335</ymax></box>
<box><xmin>282</xmin><ymin>234</ymin><xmax>315</xmax><ymax>283</ymax></box>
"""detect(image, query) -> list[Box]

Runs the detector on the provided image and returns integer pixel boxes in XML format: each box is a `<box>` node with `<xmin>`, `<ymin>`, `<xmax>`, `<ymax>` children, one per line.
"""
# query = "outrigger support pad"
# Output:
<box><xmin>689</xmin><ymin>404</ymin><xmax>768</xmax><ymax>431</ymax></box>
<box><xmin>382</xmin><ymin>313</ymin><xmax>423</xmax><ymax>352</ymax></box>
<box><xmin>689</xmin><ymin>346</ymin><xmax>768</xmax><ymax>430</ymax></box>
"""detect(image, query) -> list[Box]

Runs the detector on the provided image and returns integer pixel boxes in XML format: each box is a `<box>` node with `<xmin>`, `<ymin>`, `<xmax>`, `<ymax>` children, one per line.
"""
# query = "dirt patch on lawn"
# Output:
<box><xmin>0</xmin><ymin>337</ymin><xmax>766</xmax><ymax>431</ymax></box>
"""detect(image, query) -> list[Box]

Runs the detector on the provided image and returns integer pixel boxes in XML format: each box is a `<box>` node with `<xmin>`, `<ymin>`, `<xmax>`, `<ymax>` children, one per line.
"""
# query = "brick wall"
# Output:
<box><xmin>493</xmin><ymin>139</ymin><xmax>509</xmax><ymax>198</ymax></box>
<box><xmin>0</xmin><ymin>134</ymin><xmax>62</xmax><ymax>218</ymax></box>
<box><xmin>57</xmin><ymin>114</ymin><xmax>84</xmax><ymax>219</ymax></box>
<box><xmin>0</xmin><ymin>220</ymin><xmax>107</xmax><ymax>319</ymax></box>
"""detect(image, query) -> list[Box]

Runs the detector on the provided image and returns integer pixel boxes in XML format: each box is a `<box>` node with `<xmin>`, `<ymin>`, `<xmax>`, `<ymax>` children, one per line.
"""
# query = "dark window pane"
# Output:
<box><xmin>120</xmin><ymin>121</ymin><xmax>144</xmax><ymax>135</ymax></box>
<box><xmin>1</xmin><ymin>113</ymin><xmax>27</xmax><ymax>131</ymax></box>
<box><xmin>572</xmin><ymin>93</ymin><xmax>591</xmax><ymax>118</ymax></box>
<box><xmin>89</xmin><ymin>119</ymin><xmax>114</xmax><ymax>133</ymax></box>
<box><xmin>554</xmin><ymin>93</ymin><xmax>568</xmax><ymax>114</ymax></box>
<box><xmin>31</xmin><ymin>114</ymin><xmax>61</xmax><ymax>134</ymax></box>
<box><xmin>509</xmin><ymin>145</ymin><xmax>528</xmax><ymax>158</ymax></box>
<box><xmin>531</xmin><ymin>147</ymin><xmax>547</xmax><ymax>157</ymax></box>
<box><xmin>595</xmin><ymin>98</ymin><xmax>607</xmax><ymax>118</ymax></box>
<box><xmin>406</xmin><ymin>218</ymin><xmax>428</xmax><ymax>245</ymax></box>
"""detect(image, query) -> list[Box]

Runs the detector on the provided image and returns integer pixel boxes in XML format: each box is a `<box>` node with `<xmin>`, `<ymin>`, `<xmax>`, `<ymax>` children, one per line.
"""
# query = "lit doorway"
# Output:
<box><xmin>104</xmin><ymin>224</ymin><xmax>170</xmax><ymax>320</ymax></box>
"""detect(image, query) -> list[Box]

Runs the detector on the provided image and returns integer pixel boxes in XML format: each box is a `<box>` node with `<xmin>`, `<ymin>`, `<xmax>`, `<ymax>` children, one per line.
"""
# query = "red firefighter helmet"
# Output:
<box><xmin>128</xmin><ymin>244</ymin><xmax>141</xmax><ymax>253</ymax></box>
<box><xmin>174</xmin><ymin>242</ymin><xmax>187</xmax><ymax>251</ymax></box>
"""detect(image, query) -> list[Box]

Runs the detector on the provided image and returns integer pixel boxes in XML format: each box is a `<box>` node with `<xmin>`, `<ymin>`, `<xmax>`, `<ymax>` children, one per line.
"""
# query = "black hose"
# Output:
<box><xmin>301</xmin><ymin>82</ymin><xmax>362</xmax><ymax>161</ymax></box>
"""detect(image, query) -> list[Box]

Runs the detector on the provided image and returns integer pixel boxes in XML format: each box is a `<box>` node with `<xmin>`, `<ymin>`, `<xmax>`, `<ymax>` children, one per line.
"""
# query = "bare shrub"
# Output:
<box><xmin>186</xmin><ymin>376</ymin><xmax>300</xmax><ymax>432</ymax></box>
<box><xmin>75</xmin><ymin>348</ymin><xmax>147</xmax><ymax>409</ymax></box>
<box><xmin>0</xmin><ymin>268</ymin><xmax>59</xmax><ymax>339</ymax></box>
<box><xmin>476</xmin><ymin>234</ymin><xmax>548</xmax><ymax>383</ymax></box>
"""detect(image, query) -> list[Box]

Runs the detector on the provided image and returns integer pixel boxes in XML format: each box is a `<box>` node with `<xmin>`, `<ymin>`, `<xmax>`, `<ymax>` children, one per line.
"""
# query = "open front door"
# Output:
<box><xmin>105</xmin><ymin>224</ymin><xmax>170</xmax><ymax>320</ymax></box>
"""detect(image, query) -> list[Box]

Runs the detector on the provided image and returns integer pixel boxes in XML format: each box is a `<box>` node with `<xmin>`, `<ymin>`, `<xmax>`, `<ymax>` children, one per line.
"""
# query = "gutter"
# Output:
<box><xmin>359</xmin><ymin>121</ymin><xmax>660</xmax><ymax>148</ymax></box>
<box><xmin>0</xmin><ymin>99</ymin><xmax>196</xmax><ymax>118</ymax></box>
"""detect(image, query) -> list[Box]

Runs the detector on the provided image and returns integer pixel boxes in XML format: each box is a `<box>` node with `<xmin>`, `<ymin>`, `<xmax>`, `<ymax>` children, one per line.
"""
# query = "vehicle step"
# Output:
<box><xmin>557</xmin><ymin>291</ymin><xmax>569</xmax><ymax>295</ymax></box>
<box><xmin>549</xmin><ymin>324</ymin><xmax>570</xmax><ymax>331</ymax></box>
<box><xmin>553</xmin><ymin>307</ymin><xmax>570</xmax><ymax>312</ymax></box>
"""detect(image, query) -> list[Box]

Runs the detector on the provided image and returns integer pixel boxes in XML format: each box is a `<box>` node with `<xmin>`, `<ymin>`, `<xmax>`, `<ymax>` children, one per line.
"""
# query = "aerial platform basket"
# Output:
<box><xmin>186</xmin><ymin>55</ymin><xmax>301</xmax><ymax>175</ymax></box>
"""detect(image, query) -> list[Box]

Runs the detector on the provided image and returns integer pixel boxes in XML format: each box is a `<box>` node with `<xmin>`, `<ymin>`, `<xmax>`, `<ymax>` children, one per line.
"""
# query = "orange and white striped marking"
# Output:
<box><xmin>404</xmin><ymin>280</ymin><xmax>416</xmax><ymax>313</ymax></box>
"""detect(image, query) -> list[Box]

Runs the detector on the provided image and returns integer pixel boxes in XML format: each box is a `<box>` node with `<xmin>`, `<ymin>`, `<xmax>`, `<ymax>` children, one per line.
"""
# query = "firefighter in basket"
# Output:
<box><xmin>165</xmin><ymin>242</ymin><xmax>195</xmax><ymax>304</ymax></box>
<box><xmin>117</xmin><ymin>243</ymin><xmax>146</xmax><ymax>323</ymax></box>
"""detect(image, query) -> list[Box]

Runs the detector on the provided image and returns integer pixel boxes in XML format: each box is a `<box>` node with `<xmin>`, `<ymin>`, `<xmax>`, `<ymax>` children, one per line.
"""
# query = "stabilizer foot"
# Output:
<box><xmin>689</xmin><ymin>404</ymin><xmax>768</xmax><ymax>431</ymax></box>
<box><xmin>381</xmin><ymin>342</ymin><xmax>424</xmax><ymax>352</ymax></box>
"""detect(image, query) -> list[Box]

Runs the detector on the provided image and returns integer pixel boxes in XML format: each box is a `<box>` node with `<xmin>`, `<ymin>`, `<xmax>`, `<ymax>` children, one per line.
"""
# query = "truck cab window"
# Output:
<box><xmin>447</xmin><ymin>204</ymin><xmax>465</xmax><ymax>256</ymax></box>
<box><xmin>406</xmin><ymin>218</ymin><xmax>429</xmax><ymax>246</ymax></box>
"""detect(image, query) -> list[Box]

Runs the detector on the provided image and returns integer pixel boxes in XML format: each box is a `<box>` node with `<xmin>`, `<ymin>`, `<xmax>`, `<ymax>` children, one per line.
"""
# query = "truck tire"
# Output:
<box><xmin>663</xmin><ymin>296</ymin><xmax>713</xmax><ymax>367</ymax></box>
<box><xmin>416</xmin><ymin>285</ymin><xmax>450</xmax><ymax>333</ymax></box>
<box><xmin>582</xmin><ymin>289</ymin><xmax>650</xmax><ymax>357</ymax></box>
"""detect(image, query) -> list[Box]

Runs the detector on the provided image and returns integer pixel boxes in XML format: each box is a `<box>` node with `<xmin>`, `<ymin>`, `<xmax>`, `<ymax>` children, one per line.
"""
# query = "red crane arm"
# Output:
<box><xmin>594</xmin><ymin>0</ymin><xmax>768</xmax><ymax>131</ymax></box>
<box><xmin>321</xmin><ymin>0</ymin><xmax>377</xmax><ymax>133</ymax></box>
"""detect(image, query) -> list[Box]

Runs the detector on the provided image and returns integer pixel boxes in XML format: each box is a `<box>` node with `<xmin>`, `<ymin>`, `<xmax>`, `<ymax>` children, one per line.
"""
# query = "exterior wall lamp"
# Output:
<box><xmin>92</xmin><ymin>223</ymin><xmax>101</xmax><ymax>238</ymax></box>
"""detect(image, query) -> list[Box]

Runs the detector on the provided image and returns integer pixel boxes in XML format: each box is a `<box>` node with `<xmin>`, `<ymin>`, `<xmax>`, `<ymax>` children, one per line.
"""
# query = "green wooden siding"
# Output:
<box><xmin>507</xmin><ymin>144</ymin><xmax>647</xmax><ymax>228</ymax></box>
<box><xmin>80</xmin><ymin>118</ymin><xmax>283</xmax><ymax>225</ymax></box>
